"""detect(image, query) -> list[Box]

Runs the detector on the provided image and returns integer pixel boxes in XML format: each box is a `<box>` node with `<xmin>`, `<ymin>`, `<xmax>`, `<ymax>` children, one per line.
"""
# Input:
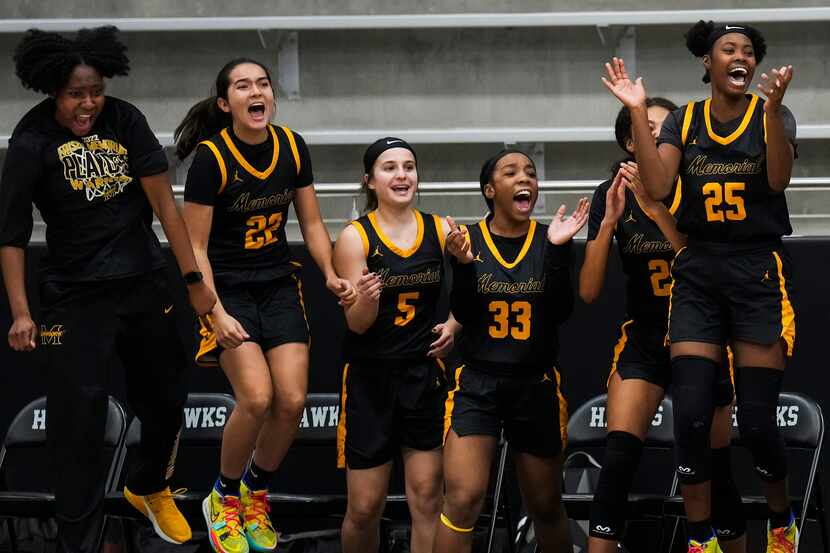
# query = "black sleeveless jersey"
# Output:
<box><xmin>588</xmin><ymin>179</ymin><xmax>680</xmax><ymax>326</ymax></box>
<box><xmin>345</xmin><ymin>210</ymin><xmax>446</xmax><ymax>361</ymax></box>
<box><xmin>191</xmin><ymin>124</ymin><xmax>307</xmax><ymax>285</ymax></box>
<box><xmin>454</xmin><ymin>219</ymin><xmax>570</xmax><ymax>374</ymax></box>
<box><xmin>673</xmin><ymin>94</ymin><xmax>792</xmax><ymax>243</ymax></box>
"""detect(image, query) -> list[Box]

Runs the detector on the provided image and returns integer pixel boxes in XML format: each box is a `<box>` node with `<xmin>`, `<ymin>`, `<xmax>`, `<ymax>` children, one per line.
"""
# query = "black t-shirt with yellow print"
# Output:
<box><xmin>0</xmin><ymin>97</ymin><xmax>168</xmax><ymax>282</ymax></box>
<box><xmin>184</xmin><ymin>124</ymin><xmax>313</xmax><ymax>287</ymax></box>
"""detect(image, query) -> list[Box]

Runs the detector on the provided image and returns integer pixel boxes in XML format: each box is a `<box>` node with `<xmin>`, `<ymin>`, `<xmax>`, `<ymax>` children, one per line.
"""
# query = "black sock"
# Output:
<box><xmin>242</xmin><ymin>460</ymin><xmax>274</xmax><ymax>491</ymax></box>
<box><xmin>687</xmin><ymin>519</ymin><xmax>715</xmax><ymax>543</ymax></box>
<box><xmin>215</xmin><ymin>473</ymin><xmax>241</xmax><ymax>497</ymax></box>
<box><xmin>769</xmin><ymin>506</ymin><xmax>793</xmax><ymax>529</ymax></box>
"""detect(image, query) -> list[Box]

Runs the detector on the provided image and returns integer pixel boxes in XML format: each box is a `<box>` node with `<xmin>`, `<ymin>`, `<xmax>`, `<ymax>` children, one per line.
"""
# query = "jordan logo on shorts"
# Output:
<box><xmin>40</xmin><ymin>324</ymin><xmax>65</xmax><ymax>346</ymax></box>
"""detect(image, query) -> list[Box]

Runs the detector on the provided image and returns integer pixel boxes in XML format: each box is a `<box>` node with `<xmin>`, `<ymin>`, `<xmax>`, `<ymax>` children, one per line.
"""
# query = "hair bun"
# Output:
<box><xmin>685</xmin><ymin>20</ymin><xmax>715</xmax><ymax>57</ymax></box>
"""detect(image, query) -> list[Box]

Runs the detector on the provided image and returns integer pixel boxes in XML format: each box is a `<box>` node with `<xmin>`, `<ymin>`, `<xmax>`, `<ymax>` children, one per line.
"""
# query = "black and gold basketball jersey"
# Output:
<box><xmin>345</xmin><ymin>210</ymin><xmax>445</xmax><ymax>361</ymax></box>
<box><xmin>675</xmin><ymin>94</ymin><xmax>792</xmax><ymax>242</ymax></box>
<box><xmin>614</xmin><ymin>182</ymin><xmax>679</xmax><ymax>325</ymax></box>
<box><xmin>455</xmin><ymin>219</ymin><xmax>562</xmax><ymax>374</ymax></box>
<box><xmin>198</xmin><ymin>124</ymin><xmax>307</xmax><ymax>283</ymax></box>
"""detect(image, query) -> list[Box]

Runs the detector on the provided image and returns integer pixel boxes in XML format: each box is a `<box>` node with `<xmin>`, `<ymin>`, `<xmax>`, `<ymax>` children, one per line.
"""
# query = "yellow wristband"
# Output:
<box><xmin>440</xmin><ymin>513</ymin><xmax>474</xmax><ymax>533</ymax></box>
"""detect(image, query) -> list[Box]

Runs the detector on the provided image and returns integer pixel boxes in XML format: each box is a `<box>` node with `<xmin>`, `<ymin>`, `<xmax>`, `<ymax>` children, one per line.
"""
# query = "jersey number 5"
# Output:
<box><xmin>648</xmin><ymin>259</ymin><xmax>672</xmax><ymax>296</ymax></box>
<box><xmin>245</xmin><ymin>213</ymin><xmax>284</xmax><ymax>249</ymax></box>
<box><xmin>488</xmin><ymin>300</ymin><xmax>531</xmax><ymax>340</ymax></box>
<box><xmin>395</xmin><ymin>292</ymin><xmax>419</xmax><ymax>326</ymax></box>
<box><xmin>703</xmin><ymin>181</ymin><xmax>746</xmax><ymax>222</ymax></box>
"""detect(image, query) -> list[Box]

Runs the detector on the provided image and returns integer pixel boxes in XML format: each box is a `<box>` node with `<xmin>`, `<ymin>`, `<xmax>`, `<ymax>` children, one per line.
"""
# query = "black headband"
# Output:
<box><xmin>362</xmin><ymin>137</ymin><xmax>417</xmax><ymax>174</ymax></box>
<box><xmin>706</xmin><ymin>24</ymin><xmax>757</xmax><ymax>52</ymax></box>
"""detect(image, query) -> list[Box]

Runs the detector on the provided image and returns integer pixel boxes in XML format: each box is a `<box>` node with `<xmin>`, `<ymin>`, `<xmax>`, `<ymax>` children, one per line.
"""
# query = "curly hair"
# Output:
<box><xmin>13</xmin><ymin>26</ymin><xmax>129</xmax><ymax>95</ymax></box>
<box><xmin>685</xmin><ymin>20</ymin><xmax>767</xmax><ymax>83</ymax></box>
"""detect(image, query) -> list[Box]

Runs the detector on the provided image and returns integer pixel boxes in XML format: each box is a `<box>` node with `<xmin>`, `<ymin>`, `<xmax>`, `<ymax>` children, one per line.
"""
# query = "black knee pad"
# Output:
<box><xmin>710</xmin><ymin>447</ymin><xmax>746</xmax><ymax>541</ymax></box>
<box><xmin>589</xmin><ymin>431</ymin><xmax>644</xmax><ymax>540</ymax></box>
<box><xmin>736</xmin><ymin>366</ymin><xmax>787</xmax><ymax>482</ymax></box>
<box><xmin>671</xmin><ymin>356</ymin><xmax>719</xmax><ymax>484</ymax></box>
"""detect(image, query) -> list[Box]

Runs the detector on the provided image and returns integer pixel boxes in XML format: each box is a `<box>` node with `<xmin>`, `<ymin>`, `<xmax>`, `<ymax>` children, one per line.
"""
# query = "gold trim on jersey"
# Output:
<box><xmin>479</xmin><ymin>219</ymin><xmax>537</xmax><ymax>269</ymax></box>
<box><xmin>772</xmin><ymin>251</ymin><xmax>796</xmax><ymax>357</ymax></box>
<box><xmin>681</xmin><ymin>101</ymin><xmax>695</xmax><ymax>146</ymax></box>
<box><xmin>336</xmin><ymin>363</ymin><xmax>349</xmax><ymax>469</ymax></box>
<box><xmin>350</xmin><ymin>220</ymin><xmax>370</xmax><ymax>258</ymax></box>
<box><xmin>443</xmin><ymin>365</ymin><xmax>464</xmax><ymax>443</ymax></box>
<box><xmin>220</xmin><ymin>125</ymin><xmax>280</xmax><ymax>180</ymax></box>
<box><xmin>664</xmin><ymin>246</ymin><xmax>687</xmax><ymax>346</ymax></box>
<box><xmin>607</xmin><ymin>319</ymin><xmax>633</xmax><ymax>387</ymax></box>
<box><xmin>432</xmin><ymin>214</ymin><xmax>446</xmax><ymax>252</ymax></box>
<box><xmin>367</xmin><ymin>209</ymin><xmax>425</xmax><ymax>258</ymax></box>
<box><xmin>633</xmin><ymin>177</ymin><xmax>682</xmax><ymax>222</ymax></box>
<box><xmin>703</xmin><ymin>94</ymin><xmax>759</xmax><ymax>146</ymax></box>
<box><xmin>280</xmin><ymin>126</ymin><xmax>301</xmax><ymax>175</ymax></box>
<box><xmin>552</xmin><ymin>367</ymin><xmax>568</xmax><ymax>448</ymax></box>
<box><xmin>199</xmin><ymin>141</ymin><xmax>228</xmax><ymax>195</ymax></box>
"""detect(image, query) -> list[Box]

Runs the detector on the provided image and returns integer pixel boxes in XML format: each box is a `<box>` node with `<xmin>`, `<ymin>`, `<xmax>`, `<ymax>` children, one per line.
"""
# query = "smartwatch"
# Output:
<box><xmin>183</xmin><ymin>271</ymin><xmax>203</xmax><ymax>285</ymax></box>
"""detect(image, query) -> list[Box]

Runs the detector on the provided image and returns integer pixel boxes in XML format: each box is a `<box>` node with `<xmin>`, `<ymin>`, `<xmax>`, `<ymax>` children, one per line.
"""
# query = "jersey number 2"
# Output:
<box><xmin>488</xmin><ymin>300</ymin><xmax>531</xmax><ymax>340</ymax></box>
<box><xmin>245</xmin><ymin>213</ymin><xmax>284</xmax><ymax>249</ymax></box>
<box><xmin>648</xmin><ymin>259</ymin><xmax>672</xmax><ymax>297</ymax></box>
<box><xmin>703</xmin><ymin>182</ymin><xmax>746</xmax><ymax>222</ymax></box>
<box><xmin>395</xmin><ymin>292</ymin><xmax>419</xmax><ymax>326</ymax></box>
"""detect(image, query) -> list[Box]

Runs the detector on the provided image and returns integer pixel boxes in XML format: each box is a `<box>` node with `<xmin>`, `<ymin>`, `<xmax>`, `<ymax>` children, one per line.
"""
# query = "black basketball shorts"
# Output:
<box><xmin>337</xmin><ymin>357</ymin><xmax>448</xmax><ymax>469</ymax></box>
<box><xmin>444</xmin><ymin>364</ymin><xmax>568</xmax><ymax>458</ymax></box>
<box><xmin>195</xmin><ymin>273</ymin><xmax>309</xmax><ymax>367</ymax></box>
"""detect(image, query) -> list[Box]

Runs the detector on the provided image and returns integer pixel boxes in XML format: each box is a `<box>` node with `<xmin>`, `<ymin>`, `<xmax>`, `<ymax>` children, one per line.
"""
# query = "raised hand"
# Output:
<box><xmin>445</xmin><ymin>216</ymin><xmax>473</xmax><ymax>264</ymax></box>
<box><xmin>759</xmin><ymin>65</ymin><xmax>794</xmax><ymax>113</ymax></box>
<box><xmin>601</xmin><ymin>57</ymin><xmax>647</xmax><ymax>109</ymax></box>
<box><xmin>548</xmin><ymin>198</ymin><xmax>590</xmax><ymax>245</ymax></box>
<box><xmin>356</xmin><ymin>267</ymin><xmax>383</xmax><ymax>302</ymax></box>
<box><xmin>602</xmin><ymin>170</ymin><xmax>627</xmax><ymax>225</ymax></box>
<box><xmin>618</xmin><ymin>162</ymin><xmax>658</xmax><ymax>218</ymax></box>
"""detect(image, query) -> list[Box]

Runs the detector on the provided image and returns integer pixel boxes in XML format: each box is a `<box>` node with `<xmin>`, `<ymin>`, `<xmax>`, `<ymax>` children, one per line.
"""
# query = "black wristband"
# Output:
<box><xmin>183</xmin><ymin>271</ymin><xmax>203</xmax><ymax>285</ymax></box>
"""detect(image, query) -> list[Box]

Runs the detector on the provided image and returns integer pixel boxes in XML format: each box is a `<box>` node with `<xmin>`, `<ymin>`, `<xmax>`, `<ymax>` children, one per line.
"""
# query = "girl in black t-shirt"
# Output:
<box><xmin>602</xmin><ymin>21</ymin><xmax>798</xmax><ymax>553</ymax></box>
<box><xmin>0</xmin><ymin>26</ymin><xmax>215</xmax><ymax>550</ymax></box>
<box><xmin>176</xmin><ymin>58</ymin><xmax>355</xmax><ymax>553</ymax></box>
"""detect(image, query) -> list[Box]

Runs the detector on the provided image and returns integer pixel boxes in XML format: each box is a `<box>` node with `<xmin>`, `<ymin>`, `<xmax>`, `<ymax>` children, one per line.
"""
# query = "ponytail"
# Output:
<box><xmin>174</xmin><ymin>97</ymin><xmax>231</xmax><ymax>160</ymax></box>
<box><xmin>360</xmin><ymin>176</ymin><xmax>379</xmax><ymax>213</ymax></box>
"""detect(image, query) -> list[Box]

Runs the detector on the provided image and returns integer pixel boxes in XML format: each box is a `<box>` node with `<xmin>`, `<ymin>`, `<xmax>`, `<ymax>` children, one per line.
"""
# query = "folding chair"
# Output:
<box><xmin>551</xmin><ymin>394</ymin><xmax>676</xmax><ymax>552</ymax></box>
<box><xmin>0</xmin><ymin>396</ymin><xmax>127</xmax><ymax>553</ymax></box>
<box><xmin>267</xmin><ymin>392</ymin><xmax>350</xmax><ymax>523</ymax></box>
<box><xmin>664</xmin><ymin>392</ymin><xmax>827</xmax><ymax>552</ymax></box>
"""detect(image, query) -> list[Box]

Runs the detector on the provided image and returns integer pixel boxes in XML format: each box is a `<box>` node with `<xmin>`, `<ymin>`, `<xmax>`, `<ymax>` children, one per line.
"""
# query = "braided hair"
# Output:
<box><xmin>13</xmin><ymin>26</ymin><xmax>129</xmax><ymax>95</ymax></box>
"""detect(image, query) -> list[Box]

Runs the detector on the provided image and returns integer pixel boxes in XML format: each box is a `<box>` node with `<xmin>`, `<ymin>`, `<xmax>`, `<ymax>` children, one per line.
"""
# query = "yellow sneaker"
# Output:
<box><xmin>240</xmin><ymin>481</ymin><xmax>278</xmax><ymax>551</ymax></box>
<box><xmin>124</xmin><ymin>486</ymin><xmax>192</xmax><ymax>544</ymax></box>
<box><xmin>688</xmin><ymin>536</ymin><xmax>723</xmax><ymax>553</ymax></box>
<box><xmin>203</xmin><ymin>488</ymin><xmax>249</xmax><ymax>553</ymax></box>
<box><xmin>767</xmin><ymin>516</ymin><xmax>799</xmax><ymax>553</ymax></box>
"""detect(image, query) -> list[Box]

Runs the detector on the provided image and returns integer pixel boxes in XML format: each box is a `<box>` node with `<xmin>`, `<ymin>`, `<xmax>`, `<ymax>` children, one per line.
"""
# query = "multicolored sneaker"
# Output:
<box><xmin>767</xmin><ymin>515</ymin><xmax>799</xmax><ymax>553</ymax></box>
<box><xmin>688</xmin><ymin>536</ymin><xmax>723</xmax><ymax>553</ymax></box>
<box><xmin>240</xmin><ymin>481</ymin><xmax>278</xmax><ymax>551</ymax></box>
<box><xmin>124</xmin><ymin>486</ymin><xmax>192</xmax><ymax>544</ymax></box>
<box><xmin>202</xmin><ymin>488</ymin><xmax>249</xmax><ymax>553</ymax></box>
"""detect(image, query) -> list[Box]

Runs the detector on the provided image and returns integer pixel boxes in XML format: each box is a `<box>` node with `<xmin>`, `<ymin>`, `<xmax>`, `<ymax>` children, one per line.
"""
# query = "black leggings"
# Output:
<box><xmin>42</xmin><ymin>270</ymin><xmax>188</xmax><ymax>552</ymax></box>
